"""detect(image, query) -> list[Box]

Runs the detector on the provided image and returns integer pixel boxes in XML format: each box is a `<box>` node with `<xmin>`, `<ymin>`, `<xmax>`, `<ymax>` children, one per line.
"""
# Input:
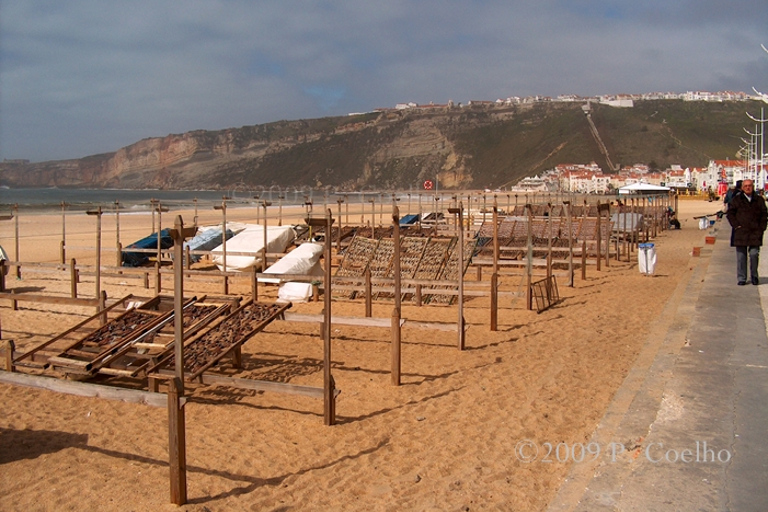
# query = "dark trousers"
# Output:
<box><xmin>736</xmin><ymin>246</ymin><xmax>760</xmax><ymax>283</ymax></box>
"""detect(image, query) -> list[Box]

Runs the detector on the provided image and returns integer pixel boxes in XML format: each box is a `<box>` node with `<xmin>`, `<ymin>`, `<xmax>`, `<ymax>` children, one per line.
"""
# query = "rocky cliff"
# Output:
<box><xmin>1</xmin><ymin>100</ymin><xmax>759</xmax><ymax>190</ymax></box>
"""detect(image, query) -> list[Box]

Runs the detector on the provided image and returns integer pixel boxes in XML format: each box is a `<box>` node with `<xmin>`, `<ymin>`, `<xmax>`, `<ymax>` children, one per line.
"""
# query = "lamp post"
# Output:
<box><xmin>747</xmin><ymin>108</ymin><xmax>766</xmax><ymax>188</ymax></box>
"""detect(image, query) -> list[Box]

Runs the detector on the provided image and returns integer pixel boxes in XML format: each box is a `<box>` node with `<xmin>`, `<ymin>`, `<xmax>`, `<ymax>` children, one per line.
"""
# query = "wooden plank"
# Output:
<box><xmin>0</xmin><ymin>370</ymin><xmax>169</xmax><ymax>407</ymax></box>
<box><xmin>0</xmin><ymin>292</ymin><xmax>100</xmax><ymax>307</ymax></box>
<box><xmin>282</xmin><ymin>312</ymin><xmax>459</xmax><ymax>331</ymax></box>
<box><xmin>285</xmin><ymin>312</ymin><xmax>395</xmax><ymax>328</ymax></box>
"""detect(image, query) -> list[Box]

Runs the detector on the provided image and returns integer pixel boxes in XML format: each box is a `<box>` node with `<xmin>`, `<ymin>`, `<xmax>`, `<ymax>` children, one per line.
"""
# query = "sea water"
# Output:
<box><xmin>0</xmin><ymin>188</ymin><xmax>395</xmax><ymax>214</ymax></box>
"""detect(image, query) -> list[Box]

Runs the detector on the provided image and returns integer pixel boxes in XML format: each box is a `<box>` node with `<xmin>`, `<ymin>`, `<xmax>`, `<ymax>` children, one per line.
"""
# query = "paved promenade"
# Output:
<box><xmin>548</xmin><ymin>219</ymin><xmax>768</xmax><ymax>511</ymax></box>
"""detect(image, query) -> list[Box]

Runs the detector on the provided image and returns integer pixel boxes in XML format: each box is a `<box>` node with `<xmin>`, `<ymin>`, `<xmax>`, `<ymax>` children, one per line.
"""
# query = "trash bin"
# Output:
<box><xmin>638</xmin><ymin>243</ymin><xmax>656</xmax><ymax>275</ymax></box>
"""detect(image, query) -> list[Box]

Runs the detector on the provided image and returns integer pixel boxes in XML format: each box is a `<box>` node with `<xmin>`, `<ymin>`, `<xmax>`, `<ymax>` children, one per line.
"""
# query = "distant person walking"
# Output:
<box><xmin>726</xmin><ymin>179</ymin><xmax>768</xmax><ymax>285</ymax></box>
<box><xmin>723</xmin><ymin>180</ymin><xmax>742</xmax><ymax>210</ymax></box>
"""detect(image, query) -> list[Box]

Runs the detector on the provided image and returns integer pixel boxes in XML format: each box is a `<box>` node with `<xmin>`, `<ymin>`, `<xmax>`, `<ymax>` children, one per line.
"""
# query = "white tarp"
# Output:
<box><xmin>261</xmin><ymin>242</ymin><xmax>324</xmax><ymax>284</ymax></box>
<box><xmin>277</xmin><ymin>282</ymin><xmax>314</xmax><ymax>303</ymax></box>
<box><xmin>211</xmin><ymin>225</ymin><xmax>295</xmax><ymax>272</ymax></box>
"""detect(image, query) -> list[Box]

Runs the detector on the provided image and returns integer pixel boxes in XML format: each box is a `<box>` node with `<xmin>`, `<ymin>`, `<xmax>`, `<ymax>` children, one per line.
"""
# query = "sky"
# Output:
<box><xmin>2</xmin><ymin>0</ymin><xmax>768</xmax><ymax>162</ymax></box>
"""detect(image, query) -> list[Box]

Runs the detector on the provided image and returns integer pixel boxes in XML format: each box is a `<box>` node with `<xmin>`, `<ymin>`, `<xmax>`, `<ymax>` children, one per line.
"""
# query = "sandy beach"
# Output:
<box><xmin>0</xmin><ymin>198</ymin><xmax>721</xmax><ymax>511</ymax></box>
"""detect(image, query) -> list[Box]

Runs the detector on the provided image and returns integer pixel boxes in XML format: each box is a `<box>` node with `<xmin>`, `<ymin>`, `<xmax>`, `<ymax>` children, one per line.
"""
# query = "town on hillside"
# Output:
<box><xmin>510</xmin><ymin>160</ymin><xmax>766</xmax><ymax>196</ymax></box>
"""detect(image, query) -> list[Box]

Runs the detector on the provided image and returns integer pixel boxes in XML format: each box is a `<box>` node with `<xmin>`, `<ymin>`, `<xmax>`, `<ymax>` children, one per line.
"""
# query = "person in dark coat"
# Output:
<box><xmin>726</xmin><ymin>180</ymin><xmax>768</xmax><ymax>285</ymax></box>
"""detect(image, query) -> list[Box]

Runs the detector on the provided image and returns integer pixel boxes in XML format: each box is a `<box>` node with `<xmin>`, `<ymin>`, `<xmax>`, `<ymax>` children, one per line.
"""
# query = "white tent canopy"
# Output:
<box><xmin>618</xmin><ymin>183</ymin><xmax>671</xmax><ymax>195</ymax></box>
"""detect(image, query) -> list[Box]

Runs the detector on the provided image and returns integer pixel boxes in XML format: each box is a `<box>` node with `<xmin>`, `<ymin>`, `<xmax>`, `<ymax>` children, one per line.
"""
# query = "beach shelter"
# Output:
<box><xmin>618</xmin><ymin>183</ymin><xmax>671</xmax><ymax>195</ymax></box>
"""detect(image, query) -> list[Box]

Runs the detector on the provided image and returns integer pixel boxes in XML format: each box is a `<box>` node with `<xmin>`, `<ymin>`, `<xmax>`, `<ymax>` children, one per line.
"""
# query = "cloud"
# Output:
<box><xmin>2</xmin><ymin>0</ymin><xmax>767</xmax><ymax>161</ymax></box>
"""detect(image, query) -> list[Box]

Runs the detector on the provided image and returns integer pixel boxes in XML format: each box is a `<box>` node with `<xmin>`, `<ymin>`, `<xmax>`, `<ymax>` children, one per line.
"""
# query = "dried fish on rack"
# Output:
<box><xmin>149</xmin><ymin>300</ymin><xmax>291</xmax><ymax>379</ymax></box>
<box><xmin>375</xmin><ymin>237</ymin><xmax>428</xmax><ymax>300</ymax></box>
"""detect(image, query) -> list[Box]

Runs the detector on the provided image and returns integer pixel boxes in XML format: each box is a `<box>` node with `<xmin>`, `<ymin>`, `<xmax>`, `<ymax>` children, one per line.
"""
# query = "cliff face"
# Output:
<box><xmin>0</xmin><ymin>100</ymin><xmax>759</xmax><ymax>190</ymax></box>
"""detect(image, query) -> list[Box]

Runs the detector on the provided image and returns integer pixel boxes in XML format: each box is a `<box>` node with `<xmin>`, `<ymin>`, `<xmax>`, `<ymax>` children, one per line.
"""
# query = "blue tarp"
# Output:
<box><xmin>182</xmin><ymin>228</ymin><xmax>234</xmax><ymax>264</ymax></box>
<box><xmin>399</xmin><ymin>214</ymin><xmax>420</xmax><ymax>225</ymax></box>
<box><xmin>122</xmin><ymin>228</ymin><xmax>174</xmax><ymax>267</ymax></box>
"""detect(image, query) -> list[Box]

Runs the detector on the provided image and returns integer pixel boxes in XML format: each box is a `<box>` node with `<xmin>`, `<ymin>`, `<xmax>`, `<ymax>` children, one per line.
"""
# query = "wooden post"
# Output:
<box><xmin>643</xmin><ymin>197</ymin><xmax>649</xmax><ymax>242</ymax></box>
<box><xmin>0</xmin><ymin>260</ymin><xmax>5</xmax><ymax>292</ymax></box>
<box><xmin>596</xmin><ymin>201</ymin><xmax>602</xmax><ymax>272</ymax></box>
<box><xmin>251</xmin><ymin>268</ymin><xmax>258</xmax><ymax>303</ymax></box>
<box><xmin>167</xmin><ymin>377</ymin><xmax>187</xmax><ymax>505</ymax></box>
<box><xmin>86</xmin><ymin>207</ymin><xmax>103</xmax><ymax>315</ymax></box>
<box><xmin>262</xmin><ymin>200</ymin><xmax>272</xmax><ymax>272</ymax></box>
<box><xmin>214</xmin><ymin>199</ymin><xmax>229</xmax><ymax>295</ymax></box>
<box><xmin>60</xmin><ymin>201</ymin><xmax>67</xmax><ymax>264</ymax></box>
<box><xmin>526</xmin><ymin>204</ymin><xmax>533</xmax><ymax>311</ymax></box>
<box><xmin>452</xmin><ymin>202</ymin><xmax>466</xmax><ymax>349</ymax></box>
<box><xmin>70</xmin><ymin>258</ymin><xmax>78</xmax><ymax>298</ymax></box>
<box><xmin>490</xmin><ymin>200</ymin><xmax>499</xmax><ymax>331</ymax></box>
<box><xmin>99</xmin><ymin>291</ymin><xmax>107</xmax><ymax>325</ymax></box>
<box><xmin>13</xmin><ymin>204</ymin><xmax>20</xmax><ymax>279</ymax></box>
<box><xmin>155</xmin><ymin>261</ymin><xmax>162</xmax><ymax>294</ymax></box>
<box><xmin>172</xmin><ymin>216</ymin><xmax>188</xmax><ymax>386</ymax></box>
<box><xmin>564</xmin><ymin>201</ymin><xmax>574</xmax><ymax>287</ymax></box>
<box><xmin>322</xmin><ymin>209</ymin><xmax>336</xmax><ymax>425</ymax></box>
<box><xmin>415</xmin><ymin>284</ymin><xmax>422</xmax><ymax>307</ymax></box>
<box><xmin>581</xmin><ymin>241</ymin><xmax>587</xmax><ymax>281</ymax></box>
<box><xmin>547</xmin><ymin>203</ymin><xmax>553</xmax><ymax>279</ymax></box>
<box><xmin>600</xmin><ymin>202</ymin><xmax>610</xmax><ymax>268</ymax></box>
<box><xmin>391</xmin><ymin>205</ymin><xmax>401</xmax><ymax>386</ymax></box>
<box><xmin>365</xmin><ymin>267</ymin><xmax>372</xmax><ymax>318</ymax></box>
<box><xmin>337</xmin><ymin>199</ymin><xmax>344</xmax><ymax>250</ymax></box>
<box><xmin>114</xmin><ymin>200</ymin><xmax>121</xmax><ymax>267</ymax></box>
<box><xmin>4</xmin><ymin>340</ymin><xmax>15</xmax><ymax>372</ymax></box>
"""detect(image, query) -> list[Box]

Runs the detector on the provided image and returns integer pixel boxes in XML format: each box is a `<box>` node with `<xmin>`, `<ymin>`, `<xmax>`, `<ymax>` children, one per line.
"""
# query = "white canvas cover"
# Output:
<box><xmin>211</xmin><ymin>225</ymin><xmax>295</xmax><ymax>272</ymax></box>
<box><xmin>261</xmin><ymin>242</ymin><xmax>324</xmax><ymax>284</ymax></box>
<box><xmin>277</xmin><ymin>282</ymin><xmax>314</xmax><ymax>303</ymax></box>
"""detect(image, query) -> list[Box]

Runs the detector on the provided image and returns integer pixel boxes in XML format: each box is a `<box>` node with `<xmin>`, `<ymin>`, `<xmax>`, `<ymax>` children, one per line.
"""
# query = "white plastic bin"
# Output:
<box><xmin>638</xmin><ymin>243</ymin><xmax>656</xmax><ymax>275</ymax></box>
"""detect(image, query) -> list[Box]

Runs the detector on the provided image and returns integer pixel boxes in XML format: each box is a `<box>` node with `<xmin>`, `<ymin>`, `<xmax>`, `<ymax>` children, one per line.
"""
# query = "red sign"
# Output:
<box><xmin>423</xmin><ymin>180</ymin><xmax>434</xmax><ymax>190</ymax></box>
